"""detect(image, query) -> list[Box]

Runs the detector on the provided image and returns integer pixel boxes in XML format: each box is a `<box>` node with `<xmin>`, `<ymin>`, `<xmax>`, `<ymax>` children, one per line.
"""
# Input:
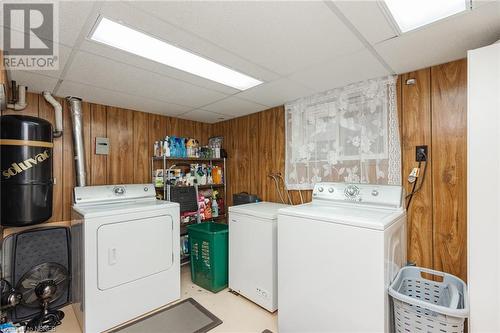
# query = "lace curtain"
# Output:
<box><xmin>285</xmin><ymin>75</ymin><xmax>401</xmax><ymax>190</ymax></box>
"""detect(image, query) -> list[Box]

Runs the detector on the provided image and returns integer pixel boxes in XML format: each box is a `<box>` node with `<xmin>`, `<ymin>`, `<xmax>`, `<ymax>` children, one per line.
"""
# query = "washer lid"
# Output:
<box><xmin>73</xmin><ymin>199</ymin><xmax>178</xmax><ymax>218</ymax></box>
<box><xmin>229</xmin><ymin>202</ymin><xmax>290</xmax><ymax>220</ymax></box>
<box><xmin>278</xmin><ymin>203</ymin><xmax>405</xmax><ymax>230</ymax></box>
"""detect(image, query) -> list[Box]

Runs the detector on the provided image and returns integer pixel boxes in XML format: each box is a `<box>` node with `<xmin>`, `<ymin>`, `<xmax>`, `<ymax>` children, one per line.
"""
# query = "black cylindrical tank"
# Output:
<box><xmin>1</xmin><ymin>115</ymin><xmax>53</xmax><ymax>226</ymax></box>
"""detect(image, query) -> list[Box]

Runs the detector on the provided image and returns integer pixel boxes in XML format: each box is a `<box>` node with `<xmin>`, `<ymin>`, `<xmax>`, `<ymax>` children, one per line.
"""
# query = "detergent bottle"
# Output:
<box><xmin>212</xmin><ymin>191</ymin><xmax>219</xmax><ymax>218</ymax></box>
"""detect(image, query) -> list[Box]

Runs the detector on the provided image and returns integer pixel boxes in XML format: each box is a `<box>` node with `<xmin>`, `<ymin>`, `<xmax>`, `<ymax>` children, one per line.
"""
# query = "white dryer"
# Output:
<box><xmin>71</xmin><ymin>184</ymin><xmax>180</xmax><ymax>333</ymax></box>
<box><xmin>277</xmin><ymin>182</ymin><xmax>406</xmax><ymax>333</ymax></box>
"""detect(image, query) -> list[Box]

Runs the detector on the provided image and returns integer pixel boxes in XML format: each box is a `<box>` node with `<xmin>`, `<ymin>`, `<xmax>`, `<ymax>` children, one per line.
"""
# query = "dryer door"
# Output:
<box><xmin>97</xmin><ymin>214</ymin><xmax>173</xmax><ymax>290</ymax></box>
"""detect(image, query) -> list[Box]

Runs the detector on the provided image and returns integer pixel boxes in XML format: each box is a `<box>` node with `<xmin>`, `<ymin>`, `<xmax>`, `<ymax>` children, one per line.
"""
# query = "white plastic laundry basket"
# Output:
<box><xmin>389</xmin><ymin>266</ymin><xmax>469</xmax><ymax>333</ymax></box>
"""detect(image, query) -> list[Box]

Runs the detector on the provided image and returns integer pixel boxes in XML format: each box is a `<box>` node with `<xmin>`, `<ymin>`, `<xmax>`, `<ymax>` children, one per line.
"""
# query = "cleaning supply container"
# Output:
<box><xmin>389</xmin><ymin>266</ymin><xmax>469</xmax><ymax>333</ymax></box>
<box><xmin>187</xmin><ymin>222</ymin><xmax>228</xmax><ymax>293</ymax></box>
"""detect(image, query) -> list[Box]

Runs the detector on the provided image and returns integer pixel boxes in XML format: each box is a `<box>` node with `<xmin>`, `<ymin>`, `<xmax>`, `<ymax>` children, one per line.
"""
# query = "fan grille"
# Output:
<box><xmin>16</xmin><ymin>263</ymin><xmax>69</xmax><ymax>308</ymax></box>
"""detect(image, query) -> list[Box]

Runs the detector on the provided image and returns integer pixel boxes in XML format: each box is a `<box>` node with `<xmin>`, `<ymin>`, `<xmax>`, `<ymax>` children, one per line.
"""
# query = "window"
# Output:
<box><xmin>285</xmin><ymin>76</ymin><xmax>401</xmax><ymax>189</ymax></box>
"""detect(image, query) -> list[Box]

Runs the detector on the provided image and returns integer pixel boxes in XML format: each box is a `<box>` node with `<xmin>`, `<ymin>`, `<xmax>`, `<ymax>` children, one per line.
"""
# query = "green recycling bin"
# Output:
<box><xmin>187</xmin><ymin>222</ymin><xmax>228</xmax><ymax>293</ymax></box>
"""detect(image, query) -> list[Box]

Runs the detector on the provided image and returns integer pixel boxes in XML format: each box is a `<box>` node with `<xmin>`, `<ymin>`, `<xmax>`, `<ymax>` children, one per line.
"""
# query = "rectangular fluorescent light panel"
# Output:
<box><xmin>90</xmin><ymin>17</ymin><xmax>263</xmax><ymax>90</ymax></box>
<box><xmin>384</xmin><ymin>0</ymin><xmax>468</xmax><ymax>33</ymax></box>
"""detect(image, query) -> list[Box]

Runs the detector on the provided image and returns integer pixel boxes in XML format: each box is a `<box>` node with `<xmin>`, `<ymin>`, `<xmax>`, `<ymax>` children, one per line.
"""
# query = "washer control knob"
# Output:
<box><xmin>344</xmin><ymin>184</ymin><xmax>359</xmax><ymax>198</ymax></box>
<box><xmin>328</xmin><ymin>187</ymin><xmax>334</xmax><ymax>193</ymax></box>
<box><xmin>318</xmin><ymin>187</ymin><xmax>324</xmax><ymax>192</ymax></box>
<box><xmin>371</xmin><ymin>190</ymin><xmax>379</xmax><ymax>196</ymax></box>
<box><xmin>113</xmin><ymin>186</ymin><xmax>125</xmax><ymax>196</ymax></box>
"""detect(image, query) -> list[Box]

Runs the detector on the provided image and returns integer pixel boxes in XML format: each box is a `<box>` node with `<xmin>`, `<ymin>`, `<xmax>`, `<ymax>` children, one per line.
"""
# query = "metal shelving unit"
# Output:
<box><xmin>152</xmin><ymin>156</ymin><xmax>226</xmax><ymax>162</ymax></box>
<box><xmin>181</xmin><ymin>256</ymin><xmax>191</xmax><ymax>265</ymax></box>
<box><xmin>151</xmin><ymin>155</ymin><xmax>228</xmax><ymax>223</ymax></box>
<box><xmin>151</xmin><ymin>156</ymin><xmax>227</xmax><ymax>208</ymax></box>
<box><xmin>152</xmin><ymin>155</ymin><xmax>227</xmax><ymax>266</ymax></box>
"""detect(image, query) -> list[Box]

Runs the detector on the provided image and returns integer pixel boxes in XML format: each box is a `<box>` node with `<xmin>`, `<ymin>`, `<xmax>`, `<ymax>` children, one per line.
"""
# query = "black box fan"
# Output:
<box><xmin>1</xmin><ymin>227</ymin><xmax>71</xmax><ymax>330</ymax></box>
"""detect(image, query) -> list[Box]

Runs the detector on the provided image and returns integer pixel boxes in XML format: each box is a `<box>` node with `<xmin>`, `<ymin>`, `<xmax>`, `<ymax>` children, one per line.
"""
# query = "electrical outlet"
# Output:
<box><xmin>416</xmin><ymin>145</ymin><xmax>428</xmax><ymax>162</ymax></box>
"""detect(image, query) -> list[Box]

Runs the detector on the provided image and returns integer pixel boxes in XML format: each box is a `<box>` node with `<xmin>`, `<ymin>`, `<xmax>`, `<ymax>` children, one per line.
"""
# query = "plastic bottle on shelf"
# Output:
<box><xmin>207</xmin><ymin>165</ymin><xmax>213</xmax><ymax>184</ymax></box>
<box><xmin>212</xmin><ymin>166</ymin><xmax>222</xmax><ymax>184</ymax></box>
<box><xmin>154</xmin><ymin>141</ymin><xmax>160</xmax><ymax>157</ymax></box>
<box><xmin>212</xmin><ymin>191</ymin><xmax>219</xmax><ymax>218</ymax></box>
<box><xmin>163</xmin><ymin>136</ymin><xmax>170</xmax><ymax>157</ymax></box>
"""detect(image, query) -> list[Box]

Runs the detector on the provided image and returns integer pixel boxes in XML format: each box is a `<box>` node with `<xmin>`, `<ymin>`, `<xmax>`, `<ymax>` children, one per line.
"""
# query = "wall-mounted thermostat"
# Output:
<box><xmin>95</xmin><ymin>137</ymin><xmax>109</xmax><ymax>155</ymax></box>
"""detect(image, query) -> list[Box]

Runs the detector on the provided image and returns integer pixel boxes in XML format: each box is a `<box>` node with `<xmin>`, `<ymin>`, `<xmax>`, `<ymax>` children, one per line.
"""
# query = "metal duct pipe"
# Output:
<box><xmin>42</xmin><ymin>91</ymin><xmax>63</xmax><ymax>137</ymax></box>
<box><xmin>66</xmin><ymin>97</ymin><xmax>86</xmax><ymax>187</ymax></box>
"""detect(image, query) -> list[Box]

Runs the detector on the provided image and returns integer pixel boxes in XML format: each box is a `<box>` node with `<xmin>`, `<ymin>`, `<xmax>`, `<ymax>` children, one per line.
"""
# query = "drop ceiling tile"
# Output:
<box><xmin>334</xmin><ymin>1</ymin><xmax>397</xmax><ymax>44</ymax></box>
<box><xmin>1</xmin><ymin>1</ymin><xmax>96</xmax><ymax>47</ymax></box>
<box><xmin>236</xmin><ymin>78</ymin><xmax>315</xmax><ymax>107</ymax></box>
<box><xmin>57</xmin><ymin>1</ymin><xmax>97</xmax><ymax>47</ymax></box>
<box><xmin>201</xmin><ymin>96</ymin><xmax>268</xmax><ymax>117</ymax></box>
<box><xmin>375</xmin><ymin>2</ymin><xmax>500</xmax><ymax>73</ymax></box>
<box><xmin>8</xmin><ymin>71</ymin><xmax>59</xmax><ymax>93</ymax></box>
<box><xmin>289</xmin><ymin>49</ymin><xmax>390</xmax><ymax>93</ymax></box>
<box><xmin>76</xmin><ymin>1</ymin><xmax>277</xmax><ymax>92</ymax></box>
<box><xmin>178</xmin><ymin>109</ymin><xmax>232</xmax><ymax>124</ymax></box>
<box><xmin>127</xmin><ymin>1</ymin><xmax>365</xmax><ymax>75</ymax></box>
<box><xmin>37</xmin><ymin>43</ymin><xmax>72</xmax><ymax>78</ymax></box>
<box><xmin>63</xmin><ymin>51</ymin><xmax>228</xmax><ymax>108</ymax></box>
<box><xmin>3</xmin><ymin>39</ymin><xmax>73</xmax><ymax>79</ymax></box>
<box><xmin>58</xmin><ymin>80</ymin><xmax>191</xmax><ymax>116</ymax></box>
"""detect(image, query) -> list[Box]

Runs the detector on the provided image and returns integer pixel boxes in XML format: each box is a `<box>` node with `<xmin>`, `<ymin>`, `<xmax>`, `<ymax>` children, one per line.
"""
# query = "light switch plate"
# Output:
<box><xmin>95</xmin><ymin>137</ymin><xmax>109</xmax><ymax>155</ymax></box>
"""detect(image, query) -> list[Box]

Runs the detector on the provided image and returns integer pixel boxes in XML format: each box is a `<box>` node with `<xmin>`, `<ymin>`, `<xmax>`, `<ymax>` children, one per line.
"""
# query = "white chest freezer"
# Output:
<box><xmin>228</xmin><ymin>202</ymin><xmax>289</xmax><ymax>312</ymax></box>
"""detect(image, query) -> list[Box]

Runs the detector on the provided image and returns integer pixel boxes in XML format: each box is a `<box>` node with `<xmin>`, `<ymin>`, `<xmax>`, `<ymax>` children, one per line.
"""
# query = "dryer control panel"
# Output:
<box><xmin>74</xmin><ymin>184</ymin><xmax>155</xmax><ymax>205</ymax></box>
<box><xmin>312</xmin><ymin>182</ymin><xmax>403</xmax><ymax>209</ymax></box>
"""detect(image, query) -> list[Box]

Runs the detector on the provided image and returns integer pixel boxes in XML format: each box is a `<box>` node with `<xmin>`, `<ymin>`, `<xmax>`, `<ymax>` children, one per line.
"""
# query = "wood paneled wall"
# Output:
<box><xmin>1</xmin><ymin>91</ymin><xmax>210</xmax><ymax>233</ymax></box>
<box><xmin>430</xmin><ymin>60</ymin><xmax>467</xmax><ymax>280</ymax></box>
<box><xmin>211</xmin><ymin>106</ymin><xmax>312</xmax><ymax>207</ymax></box>
<box><xmin>400</xmin><ymin>69</ymin><xmax>435</xmax><ymax>273</ymax></box>
<box><xmin>212</xmin><ymin>114</ymin><xmax>262</xmax><ymax>205</ymax></box>
<box><xmin>400</xmin><ymin>60</ymin><xmax>467</xmax><ymax>281</ymax></box>
<box><xmin>212</xmin><ymin>59</ymin><xmax>467</xmax><ymax>281</ymax></box>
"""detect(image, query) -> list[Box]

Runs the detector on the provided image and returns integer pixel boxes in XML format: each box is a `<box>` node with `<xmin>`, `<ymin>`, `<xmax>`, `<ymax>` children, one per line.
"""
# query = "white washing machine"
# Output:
<box><xmin>71</xmin><ymin>184</ymin><xmax>180</xmax><ymax>333</ymax></box>
<box><xmin>278</xmin><ymin>182</ymin><xmax>406</xmax><ymax>333</ymax></box>
<box><xmin>228</xmin><ymin>202</ymin><xmax>289</xmax><ymax>312</ymax></box>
